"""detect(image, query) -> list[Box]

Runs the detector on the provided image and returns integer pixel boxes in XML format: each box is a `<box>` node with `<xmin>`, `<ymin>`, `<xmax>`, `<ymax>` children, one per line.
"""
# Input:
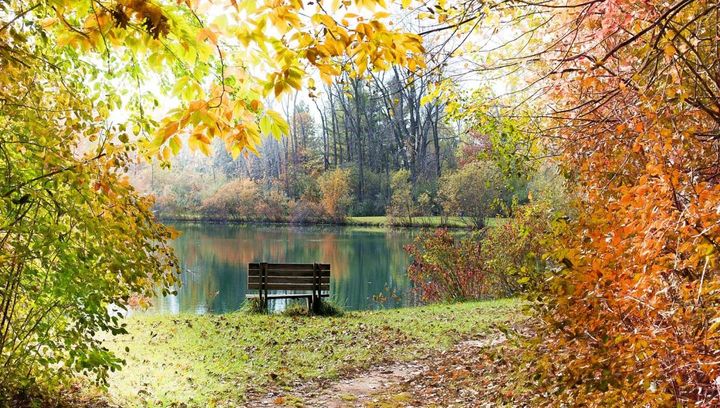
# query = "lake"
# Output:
<box><xmin>147</xmin><ymin>223</ymin><xmax>422</xmax><ymax>314</ymax></box>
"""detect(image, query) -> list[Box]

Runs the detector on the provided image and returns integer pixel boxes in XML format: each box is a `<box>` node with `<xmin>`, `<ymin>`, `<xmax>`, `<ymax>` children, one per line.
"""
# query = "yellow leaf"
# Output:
<box><xmin>169</xmin><ymin>136</ymin><xmax>182</xmax><ymax>155</ymax></box>
<box><xmin>198</xmin><ymin>140</ymin><xmax>211</xmax><ymax>156</ymax></box>
<box><xmin>663</xmin><ymin>43</ymin><xmax>675</xmax><ymax>58</ymax></box>
<box><xmin>39</xmin><ymin>17</ymin><xmax>58</xmax><ymax>28</ymax></box>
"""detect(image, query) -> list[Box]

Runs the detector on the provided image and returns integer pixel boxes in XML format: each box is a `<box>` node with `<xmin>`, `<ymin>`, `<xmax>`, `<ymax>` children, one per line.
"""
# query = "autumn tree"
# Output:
<box><xmin>201</xmin><ymin>178</ymin><xmax>260</xmax><ymax>219</ymax></box>
<box><xmin>319</xmin><ymin>168</ymin><xmax>352</xmax><ymax>221</ymax></box>
<box><xmin>536</xmin><ymin>1</ymin><xmax>720</xmax><ymax>403</ymax></box>
<box><xmin>0</xmin><ymin>0</ymin><xmax>424</xmax><ymax>397</ymax></box>
<box><xmin>431</xmin><ymin>0</ymin><xmax>720</xmax><ymax>404</ymax></box>
<box><xmin>0</xmin><ymin>14</ymin><xmax>179</xmax><ymax>394</ymax></box>
<box><xmin>387</xmin><ymin>169</ymin><xmax>416</xmax><ymax>225</ymax></box>
<box><xmin>439</xmin><ymin>161</ymin><xmax>509</xmax><ymax>228</ymax></box>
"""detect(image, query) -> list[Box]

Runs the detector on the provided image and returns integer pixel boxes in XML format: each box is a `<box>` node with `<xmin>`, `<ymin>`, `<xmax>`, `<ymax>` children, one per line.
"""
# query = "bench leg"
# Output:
<box><xmin>312</xmin><ymin>294</ymin><xmax>321</xmax><ymax>314</ymax></box>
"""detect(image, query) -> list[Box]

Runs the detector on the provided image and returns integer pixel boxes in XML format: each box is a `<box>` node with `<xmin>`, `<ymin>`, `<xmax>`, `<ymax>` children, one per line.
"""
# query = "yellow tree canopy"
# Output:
<box><xmin>2</xmin><ymin>0</ymin><xmax>424</xmax><ymax>161</ymax></box>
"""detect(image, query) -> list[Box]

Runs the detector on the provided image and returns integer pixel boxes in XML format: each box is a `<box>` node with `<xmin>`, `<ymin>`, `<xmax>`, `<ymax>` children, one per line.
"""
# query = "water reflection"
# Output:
<box><xmin>147</xmin><ymin>223</ymin><xmax>419</xmax><ymax>314</ymax></box>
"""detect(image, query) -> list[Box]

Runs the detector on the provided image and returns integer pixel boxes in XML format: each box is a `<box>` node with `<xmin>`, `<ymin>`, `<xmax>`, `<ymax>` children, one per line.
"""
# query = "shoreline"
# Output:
<box><xmin>156</xmin><ymin>215</ymin><xmax>483</xmax><ymax>229</ymax></box>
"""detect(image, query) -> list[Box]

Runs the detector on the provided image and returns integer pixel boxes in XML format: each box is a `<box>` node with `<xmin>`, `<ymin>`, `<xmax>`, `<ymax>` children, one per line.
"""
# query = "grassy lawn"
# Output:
<box><xmin>94</xmin><ymin>299</ymin><xmax>521</xmax><ymax>407</ymax></box>
<box><xmin>347</xmin><ymin>216</ymin><xmax>505</xmax><ymax>228</ymax></box>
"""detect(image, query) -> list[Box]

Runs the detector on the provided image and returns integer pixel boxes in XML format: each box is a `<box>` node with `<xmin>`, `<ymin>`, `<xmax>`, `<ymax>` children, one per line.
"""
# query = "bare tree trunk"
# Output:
<box><xmin>327</xmin><ymin>86</ymin><xmax>339</xmax><ymax>166</ymax></box>
<box><xmin>369</xmin><ymin>70</ymin><xmax>410</xmax><ymax>169</ymax></box>
<box><xmin>351</xmin><ymin>78</ymin><xmax>365</xmax><ymax>202</ymax></box>
<box><xmin>291</xmin><ymin>92</ymin><xmax>299</xmax><ymax>165</ymax></box>
<box><xmin>431</xmin><ymin>103</ymin><xmax>442</xmax><ymax>178</ymax></box>
<box><xmin>313</xmin><ymin>98</ymin><xmax>330</xmax><ymax>170</ymax></box>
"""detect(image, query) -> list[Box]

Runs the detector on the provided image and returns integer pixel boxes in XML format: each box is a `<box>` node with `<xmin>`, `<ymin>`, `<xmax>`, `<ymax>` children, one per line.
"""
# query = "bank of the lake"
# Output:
<box><xmin>93</xmin><ymin>299</ymin><xmax>521</xmax><ymax>407</ymax></box>
<box><xmin>348</xmin><ymin>216</ymin><xmax>505</xmax><ymax>228</ymax></box>
<box><xmin>156</xmin><ymin>214</ymin><xmax>501</xmax><ymax>229</ymax></box>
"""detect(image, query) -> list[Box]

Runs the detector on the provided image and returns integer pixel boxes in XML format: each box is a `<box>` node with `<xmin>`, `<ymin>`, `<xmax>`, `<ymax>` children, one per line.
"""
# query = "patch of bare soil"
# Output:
<box><xmin>247</xmin><ymin>330</ymin><xmax>531</xmax><ymax>408</ymax></box>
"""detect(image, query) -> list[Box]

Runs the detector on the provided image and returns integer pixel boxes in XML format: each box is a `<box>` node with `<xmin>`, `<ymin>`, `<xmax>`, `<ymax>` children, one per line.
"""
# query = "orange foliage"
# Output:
<box><xmin>201</xmin><ymin>178</ymin><xmax>259</xmax><ymax>218</ymax></box>
<box><xmin>318</xmin><ymin>168</ymin><xmax>352</xmax><ymax>221</ymax></box>
<box><xmin>528</xmin><ymin>0</ymin><xmax>720</xmax><ymax>405</ymax></box>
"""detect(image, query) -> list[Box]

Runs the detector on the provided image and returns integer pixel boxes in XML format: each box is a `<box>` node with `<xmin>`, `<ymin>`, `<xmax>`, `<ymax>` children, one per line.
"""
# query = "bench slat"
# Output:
<box><xmin>248</xmin><ymin>276</ymin><xmax>330</xmax><ymax>284</ymax></box>
<box><xmin>248</xmin><ymin>283</ymin><xmax>330</xmax><ymax>291</ymax></box>
<box><xmin>249</xmin><ymin>262</ymin><xmax>330</xmax><ymax>269</ymax></box>
<box><xmin>248</xmin><ymin>263</ymin><xmax>330</xmax><ymax>272</ymax></box>
<box><xmin>246</xmin><ymin>294</ymin><xmax>329</xmax><ymax>299</ymax></box>
<box><xmin>248</xmin><ymin>268</ymin><xmax>330</xmax><ymax>277</ymax></box>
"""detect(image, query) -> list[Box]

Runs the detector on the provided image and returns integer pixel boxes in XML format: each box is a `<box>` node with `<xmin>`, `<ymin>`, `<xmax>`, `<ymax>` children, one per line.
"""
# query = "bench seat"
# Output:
<box><xmin>245</xmin><ymin>293</ymin><xmax>329</xmax><ymax>299</ymax></box>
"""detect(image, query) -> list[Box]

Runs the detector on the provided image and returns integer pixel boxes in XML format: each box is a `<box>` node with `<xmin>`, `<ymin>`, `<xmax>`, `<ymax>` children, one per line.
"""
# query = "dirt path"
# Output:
<box><xmin>248</xmin><ymin>333</ymin><xmax>509</xmax><ymax>408</ymax></box>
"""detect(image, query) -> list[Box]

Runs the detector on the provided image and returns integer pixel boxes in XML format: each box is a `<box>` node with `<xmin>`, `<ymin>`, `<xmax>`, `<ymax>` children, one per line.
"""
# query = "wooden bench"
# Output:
<box><xmin>247</xmin><ymin>262</ymin><xmax>330</xmax><ymax>312</ymax></box>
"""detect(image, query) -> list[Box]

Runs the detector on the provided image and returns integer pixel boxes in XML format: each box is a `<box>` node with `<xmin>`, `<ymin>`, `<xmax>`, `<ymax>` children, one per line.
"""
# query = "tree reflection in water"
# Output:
<box><xmin>146</xmin><ymin>223</ymin><xmax>419</xmax><ymax>314</ymax></box>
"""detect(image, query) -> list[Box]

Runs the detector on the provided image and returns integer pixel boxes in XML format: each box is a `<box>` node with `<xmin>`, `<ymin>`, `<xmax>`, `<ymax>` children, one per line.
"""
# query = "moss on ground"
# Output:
<box><xmin>94</xmin><ymin>299</ymin><xmax>521</xmax><ymax>407</ymax></box>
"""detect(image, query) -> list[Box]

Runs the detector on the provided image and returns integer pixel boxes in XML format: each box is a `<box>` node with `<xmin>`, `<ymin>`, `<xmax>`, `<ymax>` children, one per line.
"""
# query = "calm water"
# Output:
<box><xmin>148</xmin><ymin>223</ymin><xmax>420</xmax><ymax>314</ymax></box>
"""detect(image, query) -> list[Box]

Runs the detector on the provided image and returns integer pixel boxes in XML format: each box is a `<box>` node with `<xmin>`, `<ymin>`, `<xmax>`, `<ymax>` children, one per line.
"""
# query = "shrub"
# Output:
<box><xmin>146</xmin><ymin>169</ymin><xmax>212</xmax><ymax>216</ymax></box>
<box><xmin>358</xmin><ymin>170</ymin><xmax>390</xmax><ymax>215</ymax></box>
<box><xmin>201</xmin><ymin>178</ymin><xmax>259</xmax><ymax>218</ymax></box>
<box><xmin>318</xmin><ymin>168</ymin><xmax>352</xmax><ymax>221</ymax></box>
<box><xmin>439</xmin><ymin>161</ymin><xmax>510</xmax><ymax>228</ymax></box>
<box><xmin>284</xmin><ymin>171</ymin><xmax>321</xmax><ymax>202</ymax></box>
<box><xmin>282</xmin><ymin>300</ymin><xmax>345</xmax><ymax>317</ymax></box>
<box><xmin>1</xmin><ymin>133</ymin><xmax>178</xmax><ymax>396</ymax></box>
<box><xmin>314</xmin><ymin>300</ymin><xmax>345</xmax><ymax>317</ymax></box>
<box><xmin>416</xmin><ymin>191</ymin><xmax>436</xmax><ymax>216</ymax></box>
<box><xmin>482</xmin><ymin>201</ymin><xmax>557</xmax><ymax>296</ymax></box>
<box><xmin>241</xmin><ymin>297</ymin><xmax>267</xmax><ymax>314</ymax></box>
<box><xmin>254</xmin><ymin>188</ymin><xmax>290</xmax><ymax>221</ymax></box>
<box><xmin>387</xmin><ymin>169</ymin><xmax>417</xmax><ymax>225</ymax></box>
<box><xmin>153</xmin><ymin>189</ymin><xmax>180</xmax><ymax>215</ymax></box>
<box><xmin>405</xmin><ymin>229</ymin><xmax>490</xmax><ymax>302</ymax></box>
<box><xmin>406</xmin><ymin>201</ymin><xmax>559</xmax><ymax>301</ymax></box>
<box><xmin>289</xmin><ymin>198</ymin><xmax>326</xmax><ymax>224</ymax></box>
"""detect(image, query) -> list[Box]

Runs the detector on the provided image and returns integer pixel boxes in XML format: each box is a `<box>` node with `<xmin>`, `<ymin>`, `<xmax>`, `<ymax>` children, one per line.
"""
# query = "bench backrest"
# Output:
<box><xmin>247</xmin><ymin>263</ymin><xmax>330</xmax><ymax>292</ymax></box>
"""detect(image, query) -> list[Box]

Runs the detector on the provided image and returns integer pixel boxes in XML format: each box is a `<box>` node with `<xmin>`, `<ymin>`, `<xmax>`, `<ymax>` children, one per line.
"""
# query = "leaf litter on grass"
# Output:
<box><xmin>249</xmin><ymin>323</ymin><xmax>534</xmax><ymax>408</ymax></box>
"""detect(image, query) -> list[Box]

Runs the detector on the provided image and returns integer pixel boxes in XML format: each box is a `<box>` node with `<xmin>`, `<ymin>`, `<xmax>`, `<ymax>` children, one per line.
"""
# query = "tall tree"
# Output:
<box><xmin>434</xmin><ymin>0</ymin><xmax>720</xmax><ymax>404</ymax></box>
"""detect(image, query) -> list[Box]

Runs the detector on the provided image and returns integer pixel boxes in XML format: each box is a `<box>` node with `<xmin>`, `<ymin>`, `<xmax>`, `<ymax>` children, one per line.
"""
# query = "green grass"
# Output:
<box><xmin>347</xmin><ymin>216</ymin><xmax>504</xmax><ymax>228</ymax></box>
<box><xmin>95</xmin><ymin>299</ymin><xmax>521</xmax><ymax>407</ymax></box>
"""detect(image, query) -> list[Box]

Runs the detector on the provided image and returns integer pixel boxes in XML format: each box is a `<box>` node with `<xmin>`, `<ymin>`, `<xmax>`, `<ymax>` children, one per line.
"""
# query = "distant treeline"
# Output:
<box><xmin>132</xmin><ymin>72</ymin><xmax>562</xmax><ymax>227</ymax></box>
